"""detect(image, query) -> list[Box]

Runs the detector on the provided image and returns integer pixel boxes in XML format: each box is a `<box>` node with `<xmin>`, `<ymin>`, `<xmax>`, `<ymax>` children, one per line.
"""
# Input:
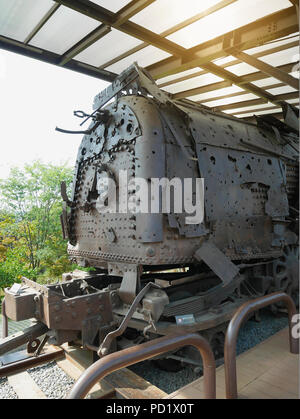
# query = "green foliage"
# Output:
<box><xmin>0</xmin><ymin>161</ymin><xmax>74</xmax><ymax>288</ymax></box>
<box><xmin>0</xmin><ymin>248</ymin><xmax>37</xmax><ymax>288</ymax></box>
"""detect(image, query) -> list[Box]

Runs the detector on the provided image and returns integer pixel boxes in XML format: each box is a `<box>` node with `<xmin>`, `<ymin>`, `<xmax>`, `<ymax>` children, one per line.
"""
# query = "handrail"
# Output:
<box><xmin>1</xmin><ymin>298</ymin><xmax>8</xmax><ymax>339</ymax></box>
<box><xmin>224</xmin><ymin>291</ymin><xmax>299</xmax><ymax>399</ymax></box>
<box><xmin>67</xmin><ymin>333</ymin><xmax>216</xmax><ymax>399</ymax></box>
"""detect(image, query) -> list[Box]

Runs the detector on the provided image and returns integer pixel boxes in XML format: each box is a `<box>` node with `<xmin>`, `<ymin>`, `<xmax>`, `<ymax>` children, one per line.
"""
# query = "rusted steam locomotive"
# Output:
<box><xmin>1</xmin><ymin>64</ymin><xmax>299</xmax><ymax>368</ymax></box>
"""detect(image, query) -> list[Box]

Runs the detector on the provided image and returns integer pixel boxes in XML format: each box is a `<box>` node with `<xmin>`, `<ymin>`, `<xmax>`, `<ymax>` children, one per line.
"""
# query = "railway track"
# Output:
<box><xmin>0</xmin><ymin>342</ymin><xmax>167</xmax><ymax>399</ymax></box>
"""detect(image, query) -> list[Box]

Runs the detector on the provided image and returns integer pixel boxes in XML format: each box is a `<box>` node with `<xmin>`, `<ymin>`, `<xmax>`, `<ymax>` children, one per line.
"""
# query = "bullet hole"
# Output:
<box><xmin>228</xmin><ymin>155</ymin><xmax>237</xmax><ymax>163</ymax></box>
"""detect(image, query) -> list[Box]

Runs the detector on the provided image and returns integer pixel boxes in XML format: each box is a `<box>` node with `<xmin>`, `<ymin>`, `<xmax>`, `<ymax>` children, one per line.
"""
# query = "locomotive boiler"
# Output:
<box><xmin>1</xmin><ymin>64</ymin><xmax>299</xmax><ymax>367</ymax></box>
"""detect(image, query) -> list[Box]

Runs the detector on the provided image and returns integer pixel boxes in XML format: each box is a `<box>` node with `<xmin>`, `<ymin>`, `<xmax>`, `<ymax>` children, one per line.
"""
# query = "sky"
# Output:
<box><xmin>0</xmin><ymin>49</ymin><xmax>109</xmax><ymax>179</ymax></box>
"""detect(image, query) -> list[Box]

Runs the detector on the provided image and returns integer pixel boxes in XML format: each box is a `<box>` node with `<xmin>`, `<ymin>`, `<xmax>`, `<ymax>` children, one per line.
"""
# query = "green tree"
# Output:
<box><xmin>0</xmin><ymin>161</ymin><xmax>73</xmax><ymax>286</ymax></box>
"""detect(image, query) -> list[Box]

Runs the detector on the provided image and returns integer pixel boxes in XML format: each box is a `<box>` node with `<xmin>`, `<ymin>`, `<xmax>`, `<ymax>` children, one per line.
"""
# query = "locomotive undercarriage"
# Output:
<box><xmin>1</xmin><ymin>247</ymin><xmax>298</xmax><ymax>369</ymax></box>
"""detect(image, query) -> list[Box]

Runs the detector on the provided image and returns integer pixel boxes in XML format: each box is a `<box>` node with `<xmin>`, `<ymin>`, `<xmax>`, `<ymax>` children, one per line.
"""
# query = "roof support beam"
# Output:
<box><xmin>199</xmin><ymin>62</ymin><xmax>277</xmax><ymax>104</ymax></box>
<box><xmin>213</xmin><ymin>91</ymin><xmax>299</xmax><ymax>112</ymax></box>
<box><xmin>59</xmin><ymin>24</ymin><xmax>111</xmax><ymax>65</ymax></box>
<box><xmin>173</xmin><ymin>80</ymin><xmax>233</xmax><ymax>99</ymax></box>
<box><xmin>172</xmin><ymin>63</ymin><xmax>296</xmax><ymax>100</ymax></box>
<box><xmin>158</xmin><ymin>39</ymin><xmax>299</xmax><ymax>88</ymax></box>
<box><xmin>172</xmin><ymin>61</ymin><xmax>284</xmax><ymax>106</ymax></box>
<box><xmin>227</xmin><ymin>48</ymin><xmax>299</xmax><ymax>89</ymax></box>
<box><xmin>55</xmin><ymin>1</ymin><xmax>298</xmax><ymax>113</ymax></box>
<box><xmin>0</xmin><ymin>35</ymin><xmax>116</xmax><ymax>82</ymax></box>
<box><xmin>242</xmin><ymin>111</ymin><xmax>285</xmax><ymax>122</ymax></box>
<box><xmin>55</xmin><ymin>0</ymin><xmax>186</xmax><ymax>56</ymax></box>
<box><xmin>24</xmin><ymin>3</ymin><xmax>61</xmax><ymax>44</ymax></box>
<box><xmin>199</xmin><ymin>83</ymin><xmax>286</xmax><ymax>104</ymax></box>
<box><xmin>58</xmin><ymin>0</ymin><xmax>156</xmax><ymax>66</ymax></box>
<box><xmin>98</xmin><ymin>0</ymin><xmax>239</xmax><ymax>70</ymax></box>
<box><xmin>113</xmin><ymin>0</ymin><xmax>157</xmax><ymax>27</ymax></box>
<box><xmin>146</xmin><ymin>6</ymin><xmax>298</xmax><ymax>79</ymax></box>
<box><xmin>232</xmin><ymin>104</ymin><xmax>285</xmax><ymax>116</ymax></box>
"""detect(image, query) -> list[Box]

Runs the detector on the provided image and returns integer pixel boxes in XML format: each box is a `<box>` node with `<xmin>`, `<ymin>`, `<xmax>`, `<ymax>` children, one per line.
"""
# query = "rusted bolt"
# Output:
<box><xmin>146</xmin><ymin>247</ymin><xmax>155</xmax><ymax>257</ymax></box>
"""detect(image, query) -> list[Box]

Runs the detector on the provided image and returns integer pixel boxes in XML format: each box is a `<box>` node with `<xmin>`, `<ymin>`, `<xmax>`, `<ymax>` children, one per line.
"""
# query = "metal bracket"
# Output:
<box><xmin>118</xmin><ymin>265</ymin><xmax>142</xmax><ymax>305</ymax></box>
<box><xmin>98</xmin><ymin>282</ymin><xmax>161</xmax><ymax>357</ymax></box>
<box><xmin>195</xmin><ymin>241</ymin><xmax>240</xmax><ymax>287</ymax></box>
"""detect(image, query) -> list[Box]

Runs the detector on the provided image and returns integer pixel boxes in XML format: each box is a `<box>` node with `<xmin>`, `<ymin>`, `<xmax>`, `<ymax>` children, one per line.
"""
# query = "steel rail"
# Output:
<box><xmin>224</xmin><ymin>291</ymin><xmax>299</xmax><ymax>399</ymax></box>
<box><xmin>0</xmin><ymin>347</ymin><xmax>64</xmax><ymax>377</ymax></box>
<box><xmin>67</xmin><ymin>333</ymin><xmax>216</xmax><ymax>399</ymax></box>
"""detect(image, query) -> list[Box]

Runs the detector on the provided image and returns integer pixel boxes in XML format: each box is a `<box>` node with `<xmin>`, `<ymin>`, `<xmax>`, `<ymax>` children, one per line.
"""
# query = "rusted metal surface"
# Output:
<box><xmin>67</xmin><ymin>333</ymin><xmax>216</xmax><ymax>399</ymax></box>
<box><xmin>98</xmin><ymin>281</ymin><xmax>162</xmax><ymax>356</ymax></box>
<box><xmin>1</xmin><ymin>64</ymin><xmax>298</xmax><ymax>370</ymax></box>
<box><xmin>224</xmin><ymin>291</ymin><xmax>299</xmax><ymax>399</ymax></box>
<box><xmin>0</xmin><ymin>347</ymin><xmax>64</xmax><ymax>378</ymax></box>
<box><xmin>1</xmin><ymin>298</ymin><xmax>8</xmax><ymax>339</ymax></box>
<box><xmin>0</xmin><ymin>322</ymin><xmax>48</xmax><ymax>356</ymax></box>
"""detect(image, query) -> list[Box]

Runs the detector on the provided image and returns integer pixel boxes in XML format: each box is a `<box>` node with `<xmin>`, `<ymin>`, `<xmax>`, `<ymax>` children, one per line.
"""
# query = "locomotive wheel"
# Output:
<box><xmin>269</xmin><ymin>245</ymin><xmax>299</xmax><ymax>309</ymax></box>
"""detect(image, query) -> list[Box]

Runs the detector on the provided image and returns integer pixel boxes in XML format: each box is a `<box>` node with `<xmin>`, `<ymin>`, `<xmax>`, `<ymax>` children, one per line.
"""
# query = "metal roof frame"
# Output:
<box><xmin>0</xmin><ymin>0</ymin><xmax>298</xmax><ymax>121</ymax></box>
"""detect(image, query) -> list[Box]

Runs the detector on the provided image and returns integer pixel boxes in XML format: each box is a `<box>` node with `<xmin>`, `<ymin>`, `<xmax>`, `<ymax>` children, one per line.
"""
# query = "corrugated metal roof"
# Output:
<box><xmin>0</xmin><ymin>0</ymin><xmax>298</xmax><ymax>121</ymax></box>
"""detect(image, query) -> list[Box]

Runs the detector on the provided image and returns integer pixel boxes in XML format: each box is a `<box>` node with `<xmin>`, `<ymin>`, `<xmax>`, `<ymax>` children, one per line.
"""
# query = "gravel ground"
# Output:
<box><xmin>0</xmin><ymin>309</ymin><xmax>289</xmax><ymax>398</ymax></box>
<box><xmin>28</xmin><ymin>361</ymin><xmax>75</xmax><ymax>399</ymax></box>
<box><xmin>0</xmin><ymin>377</ymin><xmax>18</xmax><ymax>399</ymax></box>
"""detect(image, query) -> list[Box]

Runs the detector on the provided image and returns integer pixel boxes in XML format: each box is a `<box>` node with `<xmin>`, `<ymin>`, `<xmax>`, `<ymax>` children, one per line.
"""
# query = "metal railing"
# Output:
<box><xmin>1</xmin><ymin>298</ymin><xmax>8</xmax><ymax>339</ymax></box>
<box><xmin>67</xmin><ymin>333</ymin><xmax>216</xmax><ymax>399</ymax></box>
<box><xmin>224</xmin><ymin>291</ymin><xmax>299</xmax><ymax>399</ymax></box>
